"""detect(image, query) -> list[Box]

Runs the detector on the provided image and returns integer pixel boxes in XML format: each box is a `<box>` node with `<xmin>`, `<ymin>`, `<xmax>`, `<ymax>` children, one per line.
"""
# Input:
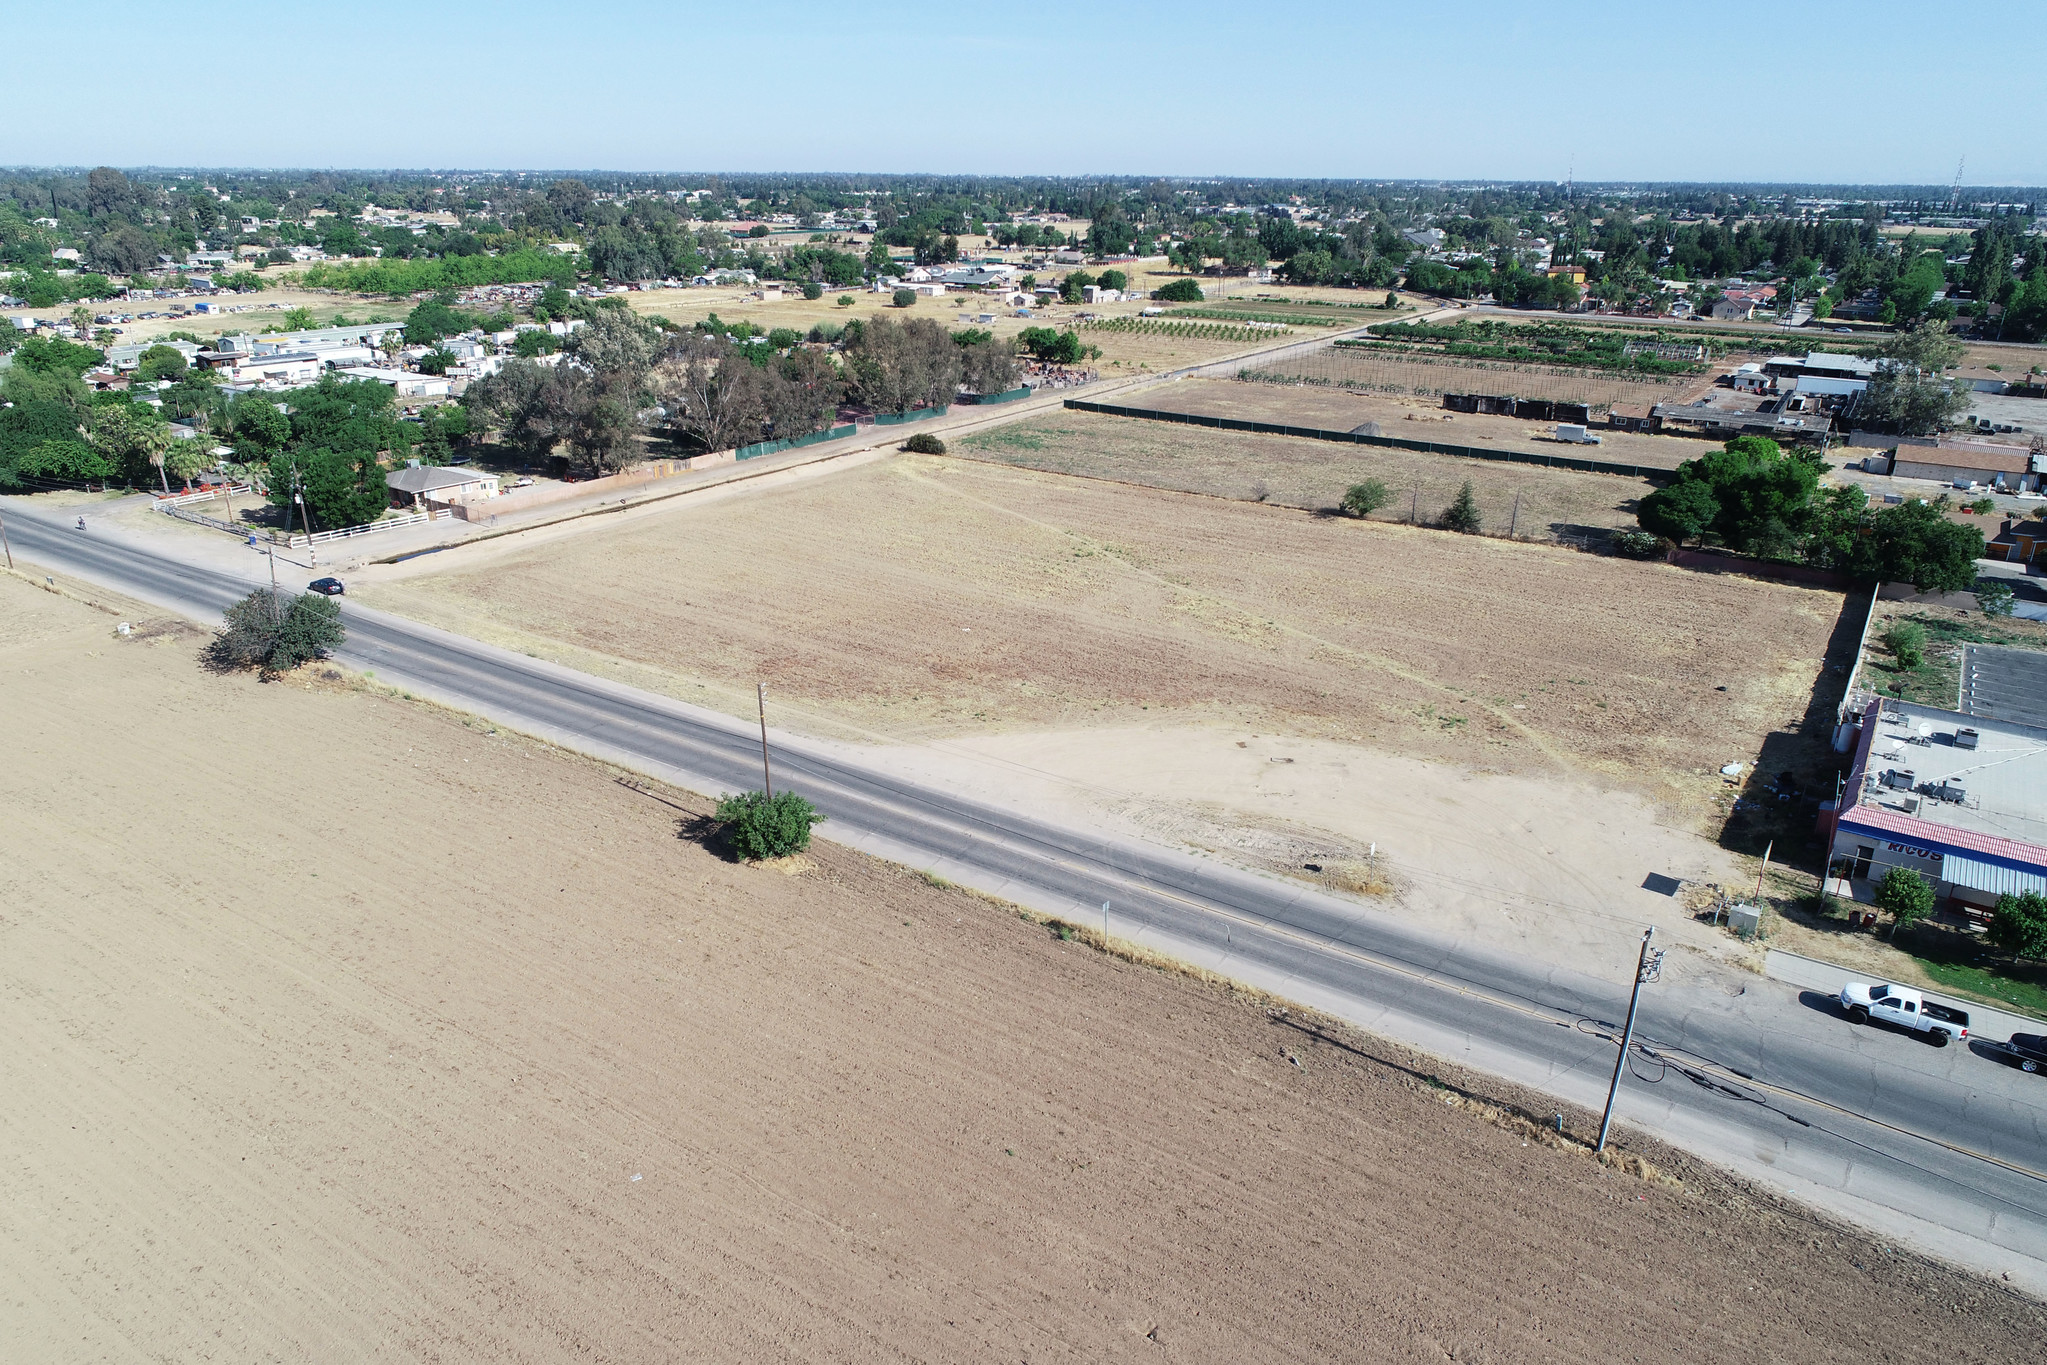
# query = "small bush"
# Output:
<box><xmin>1610</xmin><ymin>529</ymin><xmax>1665</xmax><ymax>559</ymax></box>
<box><xmin>1881</xmin><ymin>619</ymin><xmax>1926</xmax><ymax>669</ymax></box>
<box><xmin>837</xmin><ymin>295</ymin><xmax>856</xmax><ymax>307</ymax></box>
<box><xmin>714</xmin><ymin>790</ymin><xmax>824</xmax><ymax>860</ymax></box>
<box><xmin>1439</xmin><ymin>481</ymin><xmax>1482</xmax><ymax>533</ymax></box>
<box><xmin>1874</xmin><ymin>866</ymin><xmax>1935</xmax><ymax>938</ymax></box>
<box><xmin>1989</xmin><ymin>889</ymin><xmax>2047</xmax><ymax>961</ymax></box>
<box><xmin>208</xmin><ymin>588</ymin><xmax>345</xmax><ymax>675</ymax></box>
<box><xmin>1339</xmin><ymin>479</ymin><xmax>1390</xmax><ymax>517</ymax></box>
<box><xmin>892</xmin><ymin>288</ymin><xmax>917</xmax><ymax>308</ymax></box>
<box><xmin>802</xmin><ymin>281</ymin><xmax>823</xmax><ymax>300</ymax></box>
<box><xmin>1976</xmin><ymin>581</ymin><xmax>2016</xmax><ymax>617</ymax></box>
<box><xmin>1151</xmin><ymin>277</ymin><xmax>1203</xmax><ymax>303</ymax></box>
<box><xmin>1966</xmin><ymin>496</ymin><xmax>1997</xmax><ymax>514</ymax></box>
<box><xmin>902</xmin><ymin>432</ymin><xmax>947</xmax><ymax>454</ymax></box>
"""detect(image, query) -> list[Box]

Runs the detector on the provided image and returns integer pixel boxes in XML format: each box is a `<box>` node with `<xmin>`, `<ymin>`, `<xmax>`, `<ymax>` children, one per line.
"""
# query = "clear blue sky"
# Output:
<box><xmin>8</xmin><ymin>0</ymin><xmax>2042</xmax><ymax>185</ymax></box>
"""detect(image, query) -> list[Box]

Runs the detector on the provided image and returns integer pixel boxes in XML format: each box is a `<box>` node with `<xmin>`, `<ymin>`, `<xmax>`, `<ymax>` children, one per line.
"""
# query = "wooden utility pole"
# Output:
<box><xmin>0</xmin><ymin>513</ymin><xmax>12</xmax><ymax>571</ymax></box>
<box><xmin>757</xmin><ymin>682</ymin><xmax>773</xmax><ymax>798</ymax></box>
<box><xmin>1597</xmin><ymin>928</ymin><xmax>1658</xmax><ymax>1154</ymax></box>
<box><xmin>1509</xmin><ymin>490</ymin><xmax>1521</xmax><ymax>539</ymax></box>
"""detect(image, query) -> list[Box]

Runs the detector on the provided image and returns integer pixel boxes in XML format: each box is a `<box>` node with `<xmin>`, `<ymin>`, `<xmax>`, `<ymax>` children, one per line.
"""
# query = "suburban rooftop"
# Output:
<box><xmin>1856</xmin><ymin>699</ymin><xmax>2047</xmax><ymax>850</ymax></box>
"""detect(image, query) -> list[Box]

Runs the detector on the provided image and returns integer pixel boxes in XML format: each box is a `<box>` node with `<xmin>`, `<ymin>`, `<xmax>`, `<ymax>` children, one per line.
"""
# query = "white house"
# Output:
<box><xmin>224</xmin><ymin>352</ymin><xmax>323</xmax><ymax>386</ymax></box>
<box><xmin>337</xmin><ymin>367</ymin><xmax>453</xmax><ymax>399</ymax></box>
<box><xmin>386</xmin><ymin>464</ymin><xmax>502</xmax><ymax>509</ymax></box>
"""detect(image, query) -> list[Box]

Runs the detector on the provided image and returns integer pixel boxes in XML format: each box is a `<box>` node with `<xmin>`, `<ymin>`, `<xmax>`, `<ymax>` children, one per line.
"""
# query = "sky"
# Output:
<box><xmin>5</xmin><ymin>0</ymin><xmax>2043</xmax><ymax>186</ymax></box>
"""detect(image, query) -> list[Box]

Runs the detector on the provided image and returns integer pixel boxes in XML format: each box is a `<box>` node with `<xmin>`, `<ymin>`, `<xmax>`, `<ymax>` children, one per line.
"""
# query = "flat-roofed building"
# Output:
<box><xmin>1828</xmin><ymin>698</ymin><xmax>2047</xmax><ymax>923</ymax></box>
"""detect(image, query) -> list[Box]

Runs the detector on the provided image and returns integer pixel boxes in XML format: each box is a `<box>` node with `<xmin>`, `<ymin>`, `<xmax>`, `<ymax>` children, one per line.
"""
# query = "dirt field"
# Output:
<box><xmin>4</xmin><ymin>574</ymin><xmax>2039</xmax><ymax>1361</ymax></box>
<box><xmin>356</xmin><ymin>454</ymin><xmax>1842</xmax><ymax>820</ymax></box>
<box><xmin>1115</xmin><ymin>376</ymin><xmax>1713</xmax><ymax>470</ymax></box>
<box><xmin>1239</xmin><ymin>341</ymin><xmax>1708</xmax><ymax>414</ymax></box>
<box><xmin>957</xmin><ymin>406</ymin><xmax>1654</xmax><ymax>541</ymax></box>
<box><xmin>617</xmin><ymin>278</ymin><xmax>1316</xmax><ymax>377</ymax></box>
<box><xmin>2</xmin><ymin>284</ymin><xmax>386</xmax><ymax>346</ymax></box>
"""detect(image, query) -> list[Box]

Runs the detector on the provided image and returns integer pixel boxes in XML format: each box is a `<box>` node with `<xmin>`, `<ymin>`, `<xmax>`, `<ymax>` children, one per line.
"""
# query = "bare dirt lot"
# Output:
<box><xmin>357</xmin><ymin>454</ymin><xmax>1842</xmax><ymax>823</ymax></box>
<box><xmin>958</xmin><ymin>405</ymin><xmax>1654</xmax><ymax>542</ymax></box>
<box><xmin>4</xmin><ymin>574</ymin><xmax>2039</xmax><ymax>1361</ymax></box>
<box><xmin>617</xmin><ymin>282</ymin><xmax>1311</xmax><ymax>377</ymax></box>
<box><xmin>1123</xmin><ymin>376</ymin><xmax>1714</xmax><ymax>471</ymax></box>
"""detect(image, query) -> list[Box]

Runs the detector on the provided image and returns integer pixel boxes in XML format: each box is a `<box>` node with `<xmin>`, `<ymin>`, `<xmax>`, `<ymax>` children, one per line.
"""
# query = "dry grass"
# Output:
<box><xmin>957</xmin><ymin>405</ymin><xmax>1654</xmax><ymax>540</ymax></box>
<box><xmin>357</xmin><ymin>452</ymin><xmax>1844</xmax><ymax>820</ymax></box>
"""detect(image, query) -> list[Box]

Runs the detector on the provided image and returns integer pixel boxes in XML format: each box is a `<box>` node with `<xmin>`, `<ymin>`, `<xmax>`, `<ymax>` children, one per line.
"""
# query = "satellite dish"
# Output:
<box><xmin>1916</xmin><ymin>724</ymin><xmax>1933</xmax><ymax>738</ymax></box>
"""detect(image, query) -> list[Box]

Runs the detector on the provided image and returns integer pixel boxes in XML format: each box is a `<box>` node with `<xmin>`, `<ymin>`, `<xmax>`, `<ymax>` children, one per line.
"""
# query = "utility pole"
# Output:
<box><xmin>1508</xmin><ymin>490</ymin><xmax>1521</xmax><ymax>539</ymax></box>
<box><xmin>0</xmin><ymin>513</ymin><xmax>12</xmax><ymax>571</ymax></box>
<box><xmin>1597</xmin><ymin>928</ymin><xmax>1661</xmax><ymax>1154</ymax></box>
<box><xmin>757</xmin><ymin>682</ymin><xmax>773</xmax><ymax>798</ymax></box>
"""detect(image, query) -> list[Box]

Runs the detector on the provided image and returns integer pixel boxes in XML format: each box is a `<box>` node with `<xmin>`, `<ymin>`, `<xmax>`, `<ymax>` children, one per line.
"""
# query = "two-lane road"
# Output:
<box><xmin>8</xmin><ymin>502</ymin><xmax>2047</xmax><ymax>1286</ymax></box>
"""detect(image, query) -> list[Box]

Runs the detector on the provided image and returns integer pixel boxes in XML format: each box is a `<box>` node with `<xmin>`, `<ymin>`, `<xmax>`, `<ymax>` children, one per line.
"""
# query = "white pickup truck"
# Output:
<box><xmin>1839</xmin><ymin>981</ymin><xmax>1970</xmax><ymax>1047</ymax></box>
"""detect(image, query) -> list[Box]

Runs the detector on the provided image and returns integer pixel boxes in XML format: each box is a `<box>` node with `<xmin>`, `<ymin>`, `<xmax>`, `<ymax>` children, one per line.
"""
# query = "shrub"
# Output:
<box><xmin>1439</xmin><ymin>481</ymin><xmax>1482</xmax><ymax>533</ymax></box>
<box><xmin>892</xmin><ymin>288</ymin><xmax>917</xmax><ymax>308</ymax></box>
<box><xmin>1384</xmin><ymin>292</ymin><xmax>1400</xmax><ymax>309</ymax></box>
<box><xmin>208</xmin><ymin>589</ymin><xmax>345</xmax><ymax>675</ymax></box>
<box><xmin>1881</xmin><ymin>619</ymin><xmax>1926</xmax><ymax>669</ymax></box>
<box><xmin>803</xmin><ymin>281</ymin><xmax>824</xmax><ymax>300</ymax></box>
<box><xmin>1339</xmin><ymin>479</ymin><xmax>1390</xmax><ymax>517</ymax></box>
<box><xmin>1989</xmin><ymin>890</ymin><xmax>2047</xmax><ymax>961</ymax></box>
<box><xmin>1151</xmin><ymin>277</ymin><xmax>1203</xmax><ymax>303</ymax></box>
<box><xmin>1966</xmin><ymin>496</ymin><xmax>1997</xmax><ymax>514</ymax></box>
<box><xmin>1873</xmin><ymin>866</ymin><xmax>1935</xmax><ymax>938</ymax></box>
<box><xmin>1610</xmin><ymin>529</ymin><xmax>1665</xmax><ymax>559</ymax></box>
<box><xmin>902</xmin><ymin>432</ymin><xmax>946</xmax><ymax>454</ymax></box>
<box><xmin>714</xmin><ymin>790</ymin><xmax>824</xmax><ymax>860</ymax></box>
<box><xmin>1976</xmin><ymin>581</ymin><xmax>2016</xmax><ymax>617</ymax></box>
<box><xmin>837</xmin><ymin>295</ymin><xmax>856</xmax><ymax>307</ymax></box>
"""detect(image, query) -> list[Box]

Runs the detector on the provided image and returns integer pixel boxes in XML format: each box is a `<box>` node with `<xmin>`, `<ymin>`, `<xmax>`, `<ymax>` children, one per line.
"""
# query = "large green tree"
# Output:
<box><xmin>1635</xmin><ymin>437</ymin><xmax>1820</xmax><ymax>555</ymax></box>
<box><xmin>1856</xmin><ymin>497</ymin><xmax>1985</xmax><ymax>592</ymax></box>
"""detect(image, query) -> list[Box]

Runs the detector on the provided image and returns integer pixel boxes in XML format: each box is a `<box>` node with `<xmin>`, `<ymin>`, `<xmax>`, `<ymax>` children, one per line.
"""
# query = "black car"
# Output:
<box><xmin>1989</xmin><ymin>1033</ymin><xmax>2047</xmax><ymax>1074</ymax></box>
<box><xmin>307</xmin><ymin>577</ymin><xmax>346</xmax><ymax>596</ymax></box>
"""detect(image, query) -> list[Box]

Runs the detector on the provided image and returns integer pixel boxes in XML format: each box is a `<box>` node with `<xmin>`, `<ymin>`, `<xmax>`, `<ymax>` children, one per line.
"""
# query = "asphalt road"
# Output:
<box><xmin>9</xmin><ymin>501</ymin><xmax>2047</xmax><ymax>1285</ymax></box>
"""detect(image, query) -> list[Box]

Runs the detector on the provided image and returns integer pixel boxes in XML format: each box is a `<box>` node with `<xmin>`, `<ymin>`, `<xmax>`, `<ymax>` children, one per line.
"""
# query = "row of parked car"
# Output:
<box><xmin>1840</xmin><ymin>980</ymin><xmax>2045</xmax><ymax>1073</ymax></box>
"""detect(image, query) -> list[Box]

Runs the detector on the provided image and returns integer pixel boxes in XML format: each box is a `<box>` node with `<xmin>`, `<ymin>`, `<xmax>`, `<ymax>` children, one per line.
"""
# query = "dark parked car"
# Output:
<box><xmin>1988</xmin><ymin>1033</ymin><xmax>2047</xmax><ymax>1075</ymax></box>
<box><xmin>307</xmin><ymin>577</ymin><xmax>346</xmax><ymax>596</ymax></box>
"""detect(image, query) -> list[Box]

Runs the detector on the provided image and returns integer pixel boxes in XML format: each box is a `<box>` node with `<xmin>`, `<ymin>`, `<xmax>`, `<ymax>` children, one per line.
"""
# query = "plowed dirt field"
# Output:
<box><xmin>3</xmin><ymin>575</ymin><xmax>2037</xmax><ymax>1362</ymax></box>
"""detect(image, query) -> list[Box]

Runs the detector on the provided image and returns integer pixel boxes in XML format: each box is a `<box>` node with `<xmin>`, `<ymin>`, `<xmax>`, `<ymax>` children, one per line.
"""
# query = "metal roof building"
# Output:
<box><xmin>1827</xmin><ymin>698</ymin><xmax>2047</xmax><ymax>913</ymax></box>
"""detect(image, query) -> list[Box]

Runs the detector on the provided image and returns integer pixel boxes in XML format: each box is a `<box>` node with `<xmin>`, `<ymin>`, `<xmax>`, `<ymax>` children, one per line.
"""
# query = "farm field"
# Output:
<box><xmin>1118</xmin><ymin>376</ymin><xmax>1711</xmax><ymax>470</ymax></box>
<box><xmin>356</xmin><ymin>454</ymin><xmax>1843</xmax><ymax>830</ymax></box>
<box><xmin>3</xmin><ymin>284</ymin><xmax>377</xmax><ymax>346</ymax></box>
<box><xmin>958</xmin><ymin>405</ymin><xmax>1655</xmax><ymax>542</ymax></box>
<box><xmin>6</xmin><ymin>575</ymin><xmax>2041</xmax><ymax>1363</ymax></box>
<box><xmin>614</xmin><ymin>275</ymin><xmax>1321</xmax><ymax>376</ymax></box>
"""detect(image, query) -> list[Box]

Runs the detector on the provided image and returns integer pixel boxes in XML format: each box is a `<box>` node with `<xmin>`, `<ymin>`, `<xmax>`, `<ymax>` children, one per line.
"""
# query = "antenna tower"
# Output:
<box><xmin>1950</xmin><ymin>156</ymin><xmax>1965</xmax><ymax>212</ymax></box>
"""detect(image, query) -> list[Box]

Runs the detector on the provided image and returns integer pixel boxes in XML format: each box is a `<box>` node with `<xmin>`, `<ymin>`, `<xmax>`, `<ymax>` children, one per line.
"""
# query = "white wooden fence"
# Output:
<box><xmin>286</xmin><ymin>508</ymin><xmax>439</xmax><ymax>547</ymax></box>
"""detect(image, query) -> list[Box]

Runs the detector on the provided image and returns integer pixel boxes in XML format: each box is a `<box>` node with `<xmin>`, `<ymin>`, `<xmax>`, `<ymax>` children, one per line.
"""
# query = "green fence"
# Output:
<box><xmin>959</xmin><ymin>386</ymin><xmax>1033</xmax><ymax>405</ymax></box>
<box><xmin>1061</xmin><ymin>398</ymin><xmax>1674</xmax><ymax>482</ymax></box>
<box><xmin>735</xmin><ymin>423</ymin><xmax>858</xmax><ymax>461</ymax></box>
<box><xmin>872</xmin><ymin>405</ymin><xmax>951</xmax><ymax>426</ymax></box>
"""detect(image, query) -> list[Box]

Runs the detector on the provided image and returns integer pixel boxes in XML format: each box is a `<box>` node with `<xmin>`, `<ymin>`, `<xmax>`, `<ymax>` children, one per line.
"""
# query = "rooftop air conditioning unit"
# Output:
<box><xmin>1955</xmin><ymin>727</ymin><xmax>1980</xmax><ymax>750</ymax></box>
